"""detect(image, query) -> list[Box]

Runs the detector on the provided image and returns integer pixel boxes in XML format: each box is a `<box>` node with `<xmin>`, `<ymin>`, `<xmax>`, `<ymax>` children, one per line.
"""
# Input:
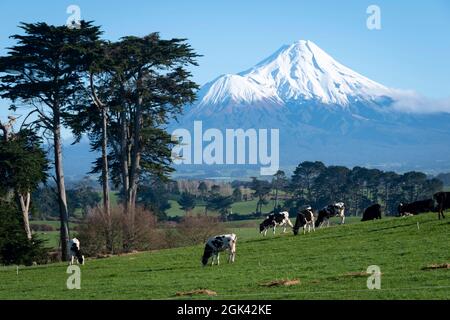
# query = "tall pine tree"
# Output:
<box><xmin>0</xmin><ymin>21</ymin><xmax>101</xmax><ymax>260</ymax></box>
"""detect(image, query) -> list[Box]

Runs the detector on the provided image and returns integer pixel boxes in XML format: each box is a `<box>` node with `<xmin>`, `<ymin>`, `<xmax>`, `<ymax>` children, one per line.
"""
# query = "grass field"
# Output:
<box><xmin>30</xmin><ymin>221</ymin><xmax>79</xmax><ymax>249</ymax></box>
<box><xmin>167</xmin><ymin>198</ymin><xmax>277</xmax><ymax>217</ymax></box>
<box><xmin>1</xmin><ymin>212</ymin><xmax>449</xmax><ymax>299</ymax></box>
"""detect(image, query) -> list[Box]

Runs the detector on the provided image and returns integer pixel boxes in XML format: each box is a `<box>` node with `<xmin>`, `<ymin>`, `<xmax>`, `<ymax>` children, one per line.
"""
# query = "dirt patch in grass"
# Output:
<box><xmin>175</xmin><ymin>289</ymin><xmax>217</xmax><ymax>297</ymax></box>
<box><xmin>342</xmin><ymin>272</ymin><xmax>370</xmax><ymax>278</ymax></box>
<box><xmin>421</xmin><ymin>263</ymin><xmax>450</xmax><ymax>270</ymax></box>
<box><xmin>260</xmin><ymin>279</ymin><xmax>300</xmax><ymax>287</ymax></box>
<box><xmin>326</xmin><ymin>271</ymin><xmax>382</xmax><ymax>281</ymax></box>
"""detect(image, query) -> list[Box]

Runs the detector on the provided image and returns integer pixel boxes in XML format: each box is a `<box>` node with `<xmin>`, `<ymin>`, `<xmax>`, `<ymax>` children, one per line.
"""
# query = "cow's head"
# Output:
<box><xmin>201</xmin><ymin>245</ymin><xmax>214</xmax><ymax>266</ymax></box>
<box><xmin>259</xmin><ymin>223</ymin><xmax>266</xmax><ymax>233</ymax></box>
<box><xmin>293</xmin><ymin>213</ymin><xmax>306</xmax><ymax>235</ymax></box>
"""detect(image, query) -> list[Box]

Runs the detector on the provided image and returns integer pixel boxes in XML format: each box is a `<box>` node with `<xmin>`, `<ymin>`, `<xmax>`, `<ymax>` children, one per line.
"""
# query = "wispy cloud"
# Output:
<box><xmin>389</xmin><ymin>89</ymin><xmax>450</xmax><ymax>114</ymax></box>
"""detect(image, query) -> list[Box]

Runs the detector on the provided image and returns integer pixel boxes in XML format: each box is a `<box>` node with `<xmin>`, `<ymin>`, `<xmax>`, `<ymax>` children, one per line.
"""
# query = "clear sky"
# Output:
<box><xmin>1</xmin><ymin>0</ymin><xmax>450</xmax><ymax>119</ymax></box>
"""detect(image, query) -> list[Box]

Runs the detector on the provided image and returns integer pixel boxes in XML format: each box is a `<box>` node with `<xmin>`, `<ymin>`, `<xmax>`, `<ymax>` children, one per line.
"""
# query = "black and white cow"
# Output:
<box><xmin>361</xmin><ymin>204</ymin><xmax>382</xmax><ymax>221</ymax></box>
<box><xmin>259</xmin><ymin>211</ymin><xmax>293</xmax><ymax>236</ymax></box>
<box><xmin>293</xmin><ymin>206</ymin><xmax>315</xmax><ymax>235</ymax></box>
<box><xmin>315</xmin><ymin>202</ymin><xmax>346</xmax><ymax>228</ymax></box>
<box><xmin>397</xmin><ymin>199</ymin><xmax>435</xmax><ymax>217</ymax></box>
<box><xmin>202</xmin><ymin>234</ymin><xmax>237</xmax><ymax>266</ymax></box>
<box><xmin>69</xmin><ymin>238</ymin><xmax>85</xmax><ymax>265</ymax></box>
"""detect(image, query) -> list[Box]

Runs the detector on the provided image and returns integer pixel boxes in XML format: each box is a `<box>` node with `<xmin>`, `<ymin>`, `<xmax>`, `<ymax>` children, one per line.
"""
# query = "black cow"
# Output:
<box><xmin>433</xmin><ymin>192</ymin><xmax>449</xmax><ymax>219</ymax></box>
<box><xmin>293</xmin><ymin>206</ymin><xmax>315</xmax><ymax>235</ymax></box>
<box><xmin>361</xmin><ymin>204</ymin><xmax>382</xmax><ymax>221</ymax></box>
<box><xmin>397</xmin><ymin>199</ymin><xmax>435</xmax><ymax>217</ymax></box>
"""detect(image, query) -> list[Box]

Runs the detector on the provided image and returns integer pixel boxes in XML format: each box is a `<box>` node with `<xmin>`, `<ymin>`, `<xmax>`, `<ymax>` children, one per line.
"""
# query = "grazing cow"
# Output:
<box><xmin>433</xmin><ymin>192</ymin><xmax>449</xmax><ymax>219</ymax></box>
<box><xmin>397</xmin><ymin>199</ymin><xmax>435</xmax><ymax>217</ymax></box>
<box><xmin>293</xmin><ymin>206</ymin><xmax>315</xmax><ymax>235</ymax></box>
<box><xmin>69</xmin><ymin>238</ymin><xmax>85</xmax><ymax>265</ymax></box>
<box><xmin>315</xmin><ymin>202</ymin><xmax>346</xmax><ymax>228</ymax></box>
<box><xmin>259</xmin><ymin>211</ymin><xmax>293</xmax><ymax>236</ymax></box>
<box><xmin>361</xmin><ymin>204</ymin><xmax>382</xmax><ymax>221</ymax></box>
<box><xmin>202</xmin><ymin>234</ymin><xmax>237</xmax><ymax>266</ymax></box>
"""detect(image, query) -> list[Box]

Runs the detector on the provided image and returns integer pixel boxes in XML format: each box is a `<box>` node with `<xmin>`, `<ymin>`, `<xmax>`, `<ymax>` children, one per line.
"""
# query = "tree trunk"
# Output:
<box><xmin>18</xmin><ymin>192</ymin><xmax>32</xmax><ymax>240</ymax></box>
<box><xmin>54</xmin><ymin>120</ymin><xmax>70</xmax><ymax>261</ymax></box>
<box><xmin>101</xmin><ymin>107</ymin><xmax>113</xmax><ymax>252</ymax></box>
<box><xmin>120</xmin><ymin>110</ymin><xmax>130</xmax><ymax>212</ymax></box>
<box><xmin>128</xmin><ymin>89</ymin><xmax>143</xmax><ymax>211</ymax></box>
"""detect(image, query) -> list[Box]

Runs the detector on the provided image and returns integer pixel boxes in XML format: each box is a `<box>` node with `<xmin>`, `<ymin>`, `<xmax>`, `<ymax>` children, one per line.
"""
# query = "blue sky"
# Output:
<box><xmin>1</xmin><ymin>0</ymin><xmax>450</xmax><ymax>119</ymax></box>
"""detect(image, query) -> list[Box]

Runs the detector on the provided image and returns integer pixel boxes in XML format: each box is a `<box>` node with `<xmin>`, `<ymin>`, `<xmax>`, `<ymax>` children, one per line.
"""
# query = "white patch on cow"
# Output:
<box><xmin>303</xmin><ymin>208</ymin><xmax>315</xmax><ymax>234</ymax></box>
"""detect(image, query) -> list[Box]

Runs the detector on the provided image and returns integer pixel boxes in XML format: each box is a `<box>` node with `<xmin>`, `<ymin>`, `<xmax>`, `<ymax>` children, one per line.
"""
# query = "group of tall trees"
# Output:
<box><xmin>0</xmin><ymin>21</ymin><xmax>199</xmax><ymax>260</ymax></box>
<box><xmin>285</xmin><ymin>161</ymin><xmax>443</xmax><ymax>216</ymax></box>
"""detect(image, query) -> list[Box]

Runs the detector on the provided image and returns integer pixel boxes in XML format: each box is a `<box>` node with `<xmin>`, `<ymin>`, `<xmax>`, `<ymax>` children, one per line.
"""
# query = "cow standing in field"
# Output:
<box><xmin>315</xmin><ymin>202</ymin><xmax>346</xmax><ymax>228</ymax></box>
<box><xmin>433</xmin><ymin>192</ymin><xmax>449</xmax><ymax>219</ymax></box>
<box><xmin>202</xmin><ymin>234</ymin><xmax>237</xmax><ymax>266</ymax></box>
<box><xmin>69</xmin><ymin>238</ymin><xmax>85</xmax><ymax>265</ymax></box>
<box><xmin>397</xmin><ymin>199</ymin><xmax>435</xmax><ymax>217</ymax></box>
<box><xmin>259</xmin><ymin>211</ymin><xmax>293</xmax><ymax>236</ymax></box>
<box><xmin>361</xmin><ymin>204</ymin><xmax>382</xmax><ymax>221</ymax></box>
<box><xmin>293</xmin><ymin>206</ymin><xmax>315</xmax><ymax>235</ymax></box>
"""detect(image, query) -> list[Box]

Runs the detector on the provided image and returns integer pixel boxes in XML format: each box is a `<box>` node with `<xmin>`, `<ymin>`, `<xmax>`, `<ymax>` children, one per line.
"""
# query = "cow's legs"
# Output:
<box><xmin>273</xmin><ymin>225</ymin><xmax>276</xmax><ymax>235</ymax></box>
<box><xmin>70</xmin><ymin>255</ymin><xmax>74</xmax><ymax>265</ymax></box>
<box><xmin>229</xmin><ymin>251</ymin><xmax>235</xmax><ymax>263</ymax></box>
<box><xmin>341</xmin><ymin>215</ymin><xmax>345</xmax><ymax>225</ymax></box>
<box><xmin>217</xmin><ymin>253</ymin><xmax>220</xmax><ymax>265</ymax></box>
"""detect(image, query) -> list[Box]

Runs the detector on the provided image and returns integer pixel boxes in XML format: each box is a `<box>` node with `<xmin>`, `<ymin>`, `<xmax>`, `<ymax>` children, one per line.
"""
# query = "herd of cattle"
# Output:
<box><xmin>200</xmin><ymin>191</ymin><xmax>450</xmax><ymax>266</ymax></box>
<box><xmin>66</xmin><ymin>192</ymin><xmax>449</xmax><ymax>267</ymax></box>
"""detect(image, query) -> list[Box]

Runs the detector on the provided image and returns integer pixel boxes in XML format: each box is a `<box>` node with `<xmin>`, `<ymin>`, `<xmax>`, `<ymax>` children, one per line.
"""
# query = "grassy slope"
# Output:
<box><xmin>1</xmin><ymin>213</ymin><xmax>449</xmax><ymax>300</ymax></box>
<box><xmin>167</xmin><ymin>199</ymin><xmax>278</xmax><ymax>217</ymax></box>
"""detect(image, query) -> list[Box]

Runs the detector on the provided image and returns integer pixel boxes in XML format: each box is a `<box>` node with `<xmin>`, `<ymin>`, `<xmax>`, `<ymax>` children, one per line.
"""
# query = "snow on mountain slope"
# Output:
<box><xmin>197</xmin><ymin>40</ymin><xmax>393</xmax><ymax>107</ymax></box>
<box><xmin>196</xmin><ymin>74</ymin><xmax>283</xmax><ymax>109</ymax></box>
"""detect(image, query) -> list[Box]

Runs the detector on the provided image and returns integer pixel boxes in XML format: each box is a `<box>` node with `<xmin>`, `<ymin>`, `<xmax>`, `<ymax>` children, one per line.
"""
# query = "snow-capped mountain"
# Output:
<box><xmin>172</xmin><ymin>40</ymin><xmax>450</xmax><ymax>174</ymax></box>
<box><xmin>197</xmin><ymin>40</ymin><xmax>392</xmax><ymax>108</ymax></box>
